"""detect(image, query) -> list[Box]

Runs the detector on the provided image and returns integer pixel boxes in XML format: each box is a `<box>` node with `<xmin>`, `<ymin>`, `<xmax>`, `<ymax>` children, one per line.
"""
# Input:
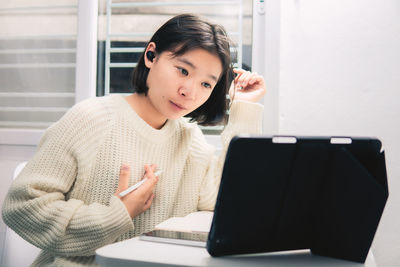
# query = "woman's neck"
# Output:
<box><xmin>125</xmin><ymin>93</ymin><xmax>167</xmax><ymax>129</ymax></box>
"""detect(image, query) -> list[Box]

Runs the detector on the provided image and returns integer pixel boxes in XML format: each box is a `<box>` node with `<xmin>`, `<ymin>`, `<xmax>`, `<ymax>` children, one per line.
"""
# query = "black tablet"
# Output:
<box><xmin>206</xmin><ymin>136</ymin><xmax>388</xmax><ymax>263</ymax></box>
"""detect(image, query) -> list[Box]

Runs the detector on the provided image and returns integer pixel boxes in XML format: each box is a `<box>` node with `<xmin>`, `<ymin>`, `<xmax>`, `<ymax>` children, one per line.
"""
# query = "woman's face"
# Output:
<box><xmin>144</xmin><ymin>46</ymin><xmax>223</xmax><ymax>121</ymax></box>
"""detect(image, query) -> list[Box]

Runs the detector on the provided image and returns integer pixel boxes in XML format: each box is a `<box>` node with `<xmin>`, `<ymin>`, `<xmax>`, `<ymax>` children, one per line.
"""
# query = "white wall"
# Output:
<box><xmin>278</xmin><ymin>0</ymin><xmax>400</xmax><ymax>266</ymax></box>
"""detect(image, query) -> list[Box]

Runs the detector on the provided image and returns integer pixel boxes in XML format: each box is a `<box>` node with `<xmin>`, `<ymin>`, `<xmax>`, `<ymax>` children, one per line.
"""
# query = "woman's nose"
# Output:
<box><xmin>178</xmin><ymin>80</ymin><xmax>196</xmax><ymax>99</ymax></box>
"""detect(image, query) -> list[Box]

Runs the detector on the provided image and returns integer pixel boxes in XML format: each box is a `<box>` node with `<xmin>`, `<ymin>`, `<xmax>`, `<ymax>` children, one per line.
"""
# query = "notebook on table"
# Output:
<box><xmin>139</xmin><ymin>211</ymin><xmax>212</xmax><ymax>247</ymax></box>
<box><xmin>206</xmin><ymin>135</ymin><xmax>388</xmax><ymax>263</ymax></box>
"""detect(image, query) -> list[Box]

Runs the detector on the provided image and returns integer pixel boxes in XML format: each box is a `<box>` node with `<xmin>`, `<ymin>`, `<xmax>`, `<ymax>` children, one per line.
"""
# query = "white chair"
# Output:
<box><xmin>1</xmin><ymin>162</ymin><xmax>41</xmax><ymax>267</ymax></box>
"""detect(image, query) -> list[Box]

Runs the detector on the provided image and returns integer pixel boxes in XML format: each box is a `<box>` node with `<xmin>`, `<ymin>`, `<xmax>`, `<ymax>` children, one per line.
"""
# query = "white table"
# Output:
<box><xmin>96</xmin><ymin>237</ymin><xmax>376</xmax><ymax>267</ymax></box>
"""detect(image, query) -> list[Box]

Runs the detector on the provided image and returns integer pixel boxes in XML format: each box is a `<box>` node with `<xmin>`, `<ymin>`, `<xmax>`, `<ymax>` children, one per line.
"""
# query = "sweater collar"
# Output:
<box><xmin>114</xmin><ymin>94</ymin><xmax>178</xmax><ymax>143</ymax></box>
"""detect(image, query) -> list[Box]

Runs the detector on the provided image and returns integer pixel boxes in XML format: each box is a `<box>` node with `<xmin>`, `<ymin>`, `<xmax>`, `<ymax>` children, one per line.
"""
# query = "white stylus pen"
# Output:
<box><xmin>119</xmin><ymin>170</ymin><xmax>162</xmax><ymax>197</ymax></box>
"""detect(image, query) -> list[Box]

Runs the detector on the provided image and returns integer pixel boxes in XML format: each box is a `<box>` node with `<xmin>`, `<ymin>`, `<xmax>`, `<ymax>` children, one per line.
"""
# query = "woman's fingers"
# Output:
<box><xmin>231</xmin><ymin>68</ymin><xmax>267</xmax><ymax>103</ymax></box>
<box><xmin>234</xmin><ymin>70</ymin><xmax>249</xmax><ymax>87</ymax></box>
<box><xmin>143</xmin><ymin>193</ymin><xmax>155</xmax><ymax>211</ymax></box>
<box><xmin>233</xmin><ymin>68</ymin><xmax>246</xmax><ymax>75</ymax></box>
<box><xmin>114</xmin><ymin>164</ymin><xmax>130</xmax><ymax>197</ymax></box>
<box><xmin>118</xmin><ymin>164</ymin><xmax>160</xmax><ymax>218</ymax></box>
<box><xmin>139</xmin><ymin>164</ymin><xmax>160</xmax><ymax>195</ymax></box>
<box><xmin>234</xmin><ymin>69</ymin><xmax>263</xmax><ymax>89</ymax></box>
<box><xmin>248</xmin><ymin>72</ymin><xmax>261</xmax><ymax>85</ymax></box>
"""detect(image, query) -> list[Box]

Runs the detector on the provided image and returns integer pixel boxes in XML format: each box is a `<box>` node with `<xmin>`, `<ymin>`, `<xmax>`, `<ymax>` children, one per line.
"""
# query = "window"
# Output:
<box><xmin>0</xmin><ymin>1</ymin><xmax>78</xmax><ymax>130</ymax></box>
<box><xmin>0</xmin><ymin>0</ymin><xmax>256</xmax><ymax>145</ymax></box>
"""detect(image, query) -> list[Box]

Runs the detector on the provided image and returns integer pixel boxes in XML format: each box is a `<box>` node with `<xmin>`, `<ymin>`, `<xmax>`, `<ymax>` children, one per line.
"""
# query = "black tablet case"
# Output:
<box><xmin>207</xmin><ymin>136</ymin><xmax>388</xmax><ymax>263</ymax></box>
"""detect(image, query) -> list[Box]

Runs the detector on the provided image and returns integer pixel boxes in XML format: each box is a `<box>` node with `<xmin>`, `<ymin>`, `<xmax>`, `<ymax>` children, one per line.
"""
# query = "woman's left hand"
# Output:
<box><xmin>229</xmin><ymin>68</ymin><xmax>266</xmax><ymax>103</ymax></box>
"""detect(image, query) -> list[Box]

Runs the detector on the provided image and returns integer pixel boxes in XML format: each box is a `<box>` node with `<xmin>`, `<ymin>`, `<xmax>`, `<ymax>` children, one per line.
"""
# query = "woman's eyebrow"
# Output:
<box><xmin>177</xmin><ymin>58</ymin><xmax>218</xmax><ymax>82</ymax></box>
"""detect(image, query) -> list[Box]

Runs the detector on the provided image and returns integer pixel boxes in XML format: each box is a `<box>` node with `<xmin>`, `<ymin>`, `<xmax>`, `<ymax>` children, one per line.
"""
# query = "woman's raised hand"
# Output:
<box><xmin>229</xmin><ymin>68</ymin><xmax>266</xmax><ymax>103</ymax></box>
<box><xmin>114</xmin><ymin>164</ymin><xmax>159</xmax><ymax>219</ymax></box>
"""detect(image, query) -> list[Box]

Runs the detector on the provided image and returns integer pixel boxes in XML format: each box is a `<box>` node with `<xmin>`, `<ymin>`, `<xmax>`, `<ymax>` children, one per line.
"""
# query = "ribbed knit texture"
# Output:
<box><xmin>2</xmin><ymin>94</ymin><xmax>263</xmax><ymax>266</ymax></box>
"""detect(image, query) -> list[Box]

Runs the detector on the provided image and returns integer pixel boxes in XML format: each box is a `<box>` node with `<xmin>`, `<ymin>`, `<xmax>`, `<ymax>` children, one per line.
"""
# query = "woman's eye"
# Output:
<box><xmin>178</xmin><ymin>67</ymin><xmax>188</xmax><ymax>76</ymax></box>
<box><xmin>202</xmin><ymin>82</ymin><xmax>212</xmax><ymax>89</ymax></box>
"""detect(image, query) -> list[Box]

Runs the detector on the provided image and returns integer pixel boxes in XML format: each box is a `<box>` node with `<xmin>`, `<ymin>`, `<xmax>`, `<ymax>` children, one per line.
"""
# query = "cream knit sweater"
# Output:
<box><xmin>2</xmin><ymin>94</ymin><xmax>263</xmax><ymax>266</ymax></box>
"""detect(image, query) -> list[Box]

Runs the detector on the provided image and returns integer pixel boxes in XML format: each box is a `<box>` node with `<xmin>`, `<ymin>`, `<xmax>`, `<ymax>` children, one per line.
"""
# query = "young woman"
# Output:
<box><xmin>2</xmin><ymin>14</ymin><xmax>266</xmax><ymax>266</ymax></box>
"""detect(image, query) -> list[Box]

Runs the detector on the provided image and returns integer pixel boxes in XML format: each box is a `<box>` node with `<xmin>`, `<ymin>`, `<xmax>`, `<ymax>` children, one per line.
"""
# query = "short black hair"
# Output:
<box><xmin>131</xmin><ymin>14</ymin><xmax>234</xmax><ymax>126</ymax></box>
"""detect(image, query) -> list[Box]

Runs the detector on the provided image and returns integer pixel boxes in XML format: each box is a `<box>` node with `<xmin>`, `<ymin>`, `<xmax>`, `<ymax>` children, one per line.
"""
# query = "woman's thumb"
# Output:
<box><xmin>115</xmin><ymin>164</ymin><xmax>130</xmax><ymax>197</ymax></box>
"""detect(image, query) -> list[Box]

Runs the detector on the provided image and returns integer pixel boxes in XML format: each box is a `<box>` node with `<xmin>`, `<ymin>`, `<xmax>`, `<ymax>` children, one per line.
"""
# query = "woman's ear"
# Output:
<box><xmin>144</xmin><ymin>42</ymin><xmax>157</xmax><ymax>68</ymax></box>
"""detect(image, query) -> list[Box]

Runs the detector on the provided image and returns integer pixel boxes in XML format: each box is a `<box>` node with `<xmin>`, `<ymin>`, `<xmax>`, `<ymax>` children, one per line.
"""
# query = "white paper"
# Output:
<box><xmin>154</xmin><ymin>211</ymin><xmax>213</xmax><ymax>233</ymax></box>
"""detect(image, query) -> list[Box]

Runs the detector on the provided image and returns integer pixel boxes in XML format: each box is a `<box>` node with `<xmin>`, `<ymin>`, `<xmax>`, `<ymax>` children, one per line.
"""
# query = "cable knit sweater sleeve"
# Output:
<box><xmin>1</xmin><ymin>98</ymin><xmax>134</xmax><ymax>257</ymax></box>
<box><xmin>197</xmin><ymin>100</ymin><xmax>264</xmax><ymax>210</ymax></box>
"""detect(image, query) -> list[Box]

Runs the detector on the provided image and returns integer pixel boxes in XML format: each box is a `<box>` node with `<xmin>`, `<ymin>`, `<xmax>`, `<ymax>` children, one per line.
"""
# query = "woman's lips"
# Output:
<box><xmin>170</xmin><ymin>101</ymin><xmax>186</xmax><ymax>111</ymax></box>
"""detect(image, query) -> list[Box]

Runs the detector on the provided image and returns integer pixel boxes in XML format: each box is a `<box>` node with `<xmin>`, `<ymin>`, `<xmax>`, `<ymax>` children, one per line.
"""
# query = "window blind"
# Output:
<box><xmin>0</xmin><ymin>2</ymin><xmax>78</xmax><ymax>129</ymax></box>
